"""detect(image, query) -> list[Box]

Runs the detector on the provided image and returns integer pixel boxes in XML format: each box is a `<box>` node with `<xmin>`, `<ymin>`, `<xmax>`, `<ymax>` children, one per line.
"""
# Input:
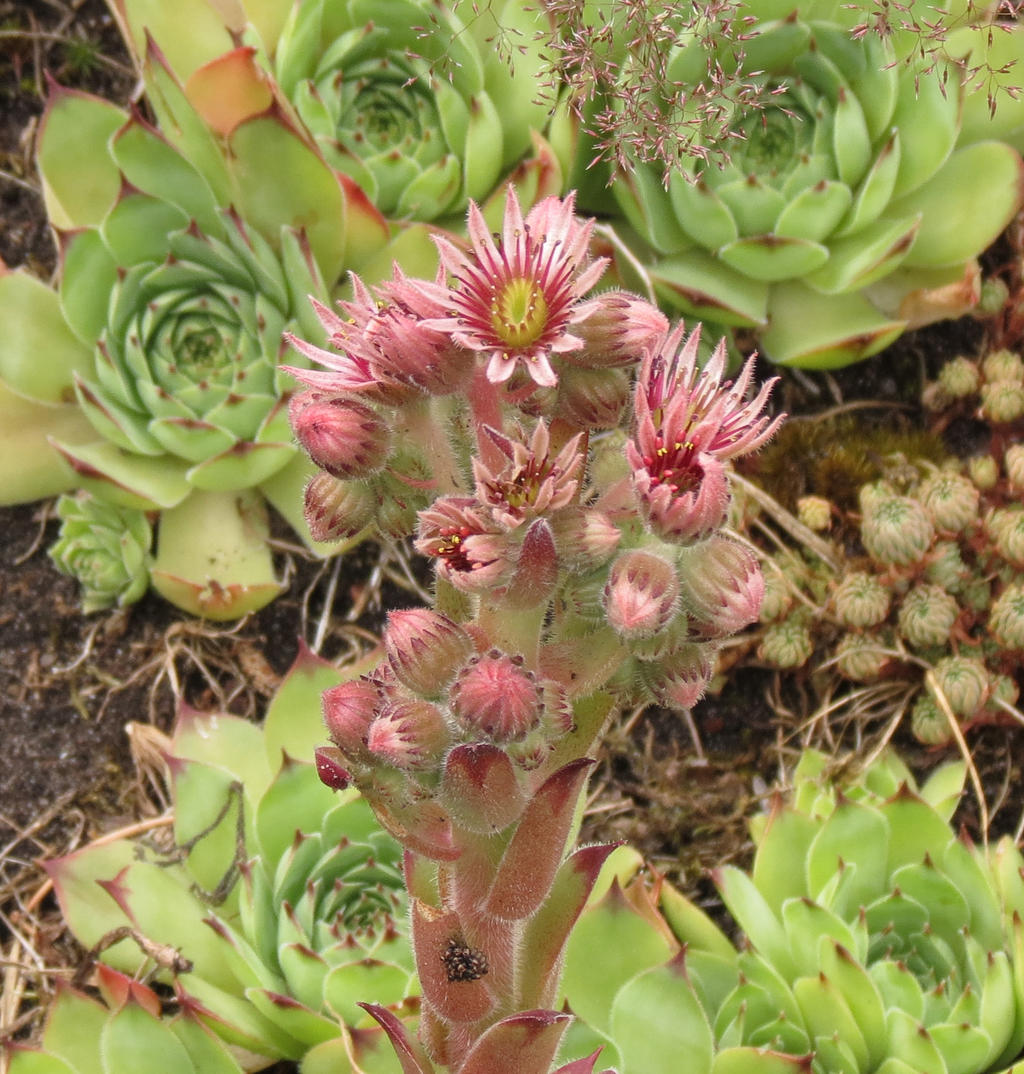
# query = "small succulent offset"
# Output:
<box><xmin>559</xmin><ymin>749</ymin><xmax>1024</xmax><ymax>1074</ymax></box>
<box><xmin>755</xmin><ymin>396</ymin><xmax>1024</xmax><ymax>743</ymax></box>
<box><xmin>49</xmin><ymin>492</ymin><xmax>152</xmax><ymax>613</ymax></box>
<box><xmin>285</xmin><ymin>185</ymin><xmax>782</xmax><ymax>1072</ymax></box>
<box><xmin>42</xmin><ymin>647</ymin><xmax>416</xmax><ymax>1070</ymax></box>
<box><xmin>601</xmin><ymin>0</ymin><xmax>1024</xmax><ymax>370</ymax></box>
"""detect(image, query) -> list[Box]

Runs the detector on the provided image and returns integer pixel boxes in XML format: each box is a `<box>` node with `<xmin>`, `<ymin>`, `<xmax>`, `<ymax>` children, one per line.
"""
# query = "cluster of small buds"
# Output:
<box><xmin>289</xmin><ymin>186</ymin><xmax>788</xmax><ymax>1071</ymax></box>
<box><xmin>752</xmin><ymin>433</ymin><xmax>1024</xmax><ymax>745</ymax></box>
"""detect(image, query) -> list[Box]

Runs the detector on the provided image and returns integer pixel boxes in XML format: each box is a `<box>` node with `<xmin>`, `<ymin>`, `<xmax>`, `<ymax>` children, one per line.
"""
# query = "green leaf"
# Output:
<box><xmin>793</xmin><ymin>972</ymin><xmax>869</xmax><ymax>1071</ymax></box>
<box><xmin>101</xmin><ymin>1000</ymin><xmax>197</xmax><ymax>1074</ymax></box>
<box><xmin>751</xmin><ymin>805</ymin><xmax>818</xmax><ymax>915</ymax></box>
<box><xmin>758</xmin><ymin>281</ymin><xmax>905</xmax><ymax>369</ymax></box>
<box><xmin>888</xmin><ymin>63</ymin><xmax>960</xmax><ymax>199</ymax></box>
<box><xmin>323</xmin><ymin>961</ymin><xmax>413</xmax><ymax>1027</ymax></box>
<box><xmin>717</xmin><ymin>235</ymin><xmax>830</xmax><ymax>283</ymax></box>
<box><xmin>807</xmin><ymin>214</ymin><xmax>920</xmax><ymax>294</ymax></box>
<box><xmin>262</xmin><ymin>648</ymin><xmax>354</xmax><ymax>771</ymax></box>
<box><xmin>116</xmin><ymin>0</ymin><xmax>234</xmax><ymax>80</ymax></box>
<box><xmin>775</xmin><ymin>180</ymin><xmax>852</xmax><ymax>243</ymax></box>
<box><xmin>49</xmin><ymin>438</ymin><xmax>191</xmax><ymax>510</ymax></box>
<box><xmin>39</xmin><ymin>986</ymin><xmax>107</xmax><ymax>1074</ymax></box>
<box><xmin>6</xmin><ymin>1052</ymin><xmax>77</xmax><ymax>1074</ymax></box>
<box><xmin>171</xmin><ymin>1015</ymin><xmax>246</xmax><ymax>1074</ymax></box>
<box><xmin>245</xmin><ymin>988</ymin><xmax>341</xmax><ymax>1048</ymax></box>
<box><xmin>0</xmin><ymin>270</ymin><xmax>94</xmax><ymax>403</ymax></box>
<box><xmin>37</xmin><ymin>89</ymin><xmax>125</xmax><ymax>228</ymax></box>
<box><xmin>301</xmin><ymin>1029</ymin><xmax>406</xmax><ymax>1074</ymax></box>
<box><xmin>57</xmin><ymin>229</ymin><xmax>119</xmax><ymax>347</ymax></box>
<box><xmin>806</xmin><ymin>797</ymin><xmax>889</xmax><ymax>912</ymax></box>
<box><xmin>226</xmin><ymin>114</ymin><xmax>347</xmax><ymax>286</ymax></box>
<box><xmin>150</xmin><ymin>489</ymin><xmax>284</xmax><ymax>620</ymax></box>
<box><xmin>818</xmin><ymin>940</ymin><xmax>887</xmax><ymax>1070</ymax></box>
<box><xmin>255</xmin><ymin>760</ymin><xmax>338</xmax><ymax>865</ymax></box>
<box><xmin>651</xmin><ymin>252</ymin><xmax>769</xmax><ymax>327</ymax></box>
<box><xmin>610</xmin><ymin>955</ymin><xmax>713</xmax><ymax>1074</ymax></box>
<box><xmin>895</xmin><ymin>142</ymin><xmax>1024</xmax><ymax>268</ymax></box>
<box><xmin>918</xmin><ymin>762</ymin><xmax>966</xmax><ymax>821</ymax></box>
<box><xmin>715</xmin><ymin>867</ymin><xmax>795</xmax><ymax>980</ymax></box>
<box><xmin>711</xmin><ymin>1048</ymin><xmax>811</xmax><ymax>1074</ymax></box>
<box><xmin>101</xmin><ymin>191</ymin><xmax>187</xmax><ymax>266</ymax></box>
<box><xmin>886</xmin><ymin>1008</ymin><xmax>947</xmax><ymax>1074</ymax></box>
<box><xmin>781</xmin><ymin>898</ymin><xmax>860</xmax><ymax>977</ymax></box>
<box><xmin>173</xmin><ymin>707</ymin><xmax>272</xmax><ymax>797</ymax></box>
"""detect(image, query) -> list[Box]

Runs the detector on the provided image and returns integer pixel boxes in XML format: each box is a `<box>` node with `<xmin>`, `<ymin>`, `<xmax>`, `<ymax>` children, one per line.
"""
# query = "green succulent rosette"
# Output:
<box><xmin>607</xmin><ymin>0</ymin><xmax>1024</xmax><ymax>368</ymax></box>
<box><xmin>561</xmin><ymin>749</ymin><xmax>1024</xmax><ymax>1074</ymax></box>
<box><xmin>0</xmin><ymin>68</ymin><xmax>373</xmax><ymax>617</ymax></box>
<box><xmin>107</xmin><ymin>0</ymin><xmax>560</xmax><ymax>229</ymax></box>
<box><xmin>49</xmin><ymin>491</ymin><xmax>152</xmax><ymax>613</ymax></box>
<box><xmin>5</xmin><ymin>970</ymin><xmax>246</xmax><ymax>1074</ymax></box>
<box><xmin>45</xmin><ymin>648</ymin><xmax>416</xmax><ymax>1072</ymax></box>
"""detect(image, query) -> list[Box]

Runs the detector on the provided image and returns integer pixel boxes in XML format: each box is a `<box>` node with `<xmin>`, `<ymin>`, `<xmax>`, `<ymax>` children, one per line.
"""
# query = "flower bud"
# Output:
<box><xmin>603</xmin><ymin>550</ymin><xmax>680</xmax><ymax>640</ymax></box>
<box><xmin>758</xmin><ymin>618</ymin><xmax>813</xmax><ymax>668</ymax></box>
<box><xmin>980</xmin><ymin>381</ymin><xmax>1024</xmax><ymax>423</ymax></box>
<box><xmin>982</xmin><ymin>347</ymin><xmax>1024</xmax><ymax>383</ymax></box>
<box><xmin>833</xmin><ymin>571</ymin><xmax>890</xmax><ymax>628</ymax></box>
<box><xmin>918</xmin><ymin>470</ymin><xmax>979</xmax><ymax>533</ymax></box>
<box><xmin>548</xmin><ymin>507</ymin><xmax>621</xmax><ymax>573</ymax></box>
<box><xmin>968</xmin><ymin>454</ymin><xmax>999</xmax><ymax>490</ymax></box>
<box><xmin>937</xmin><ymin>356</ymin><xmax>980</xmax><ymax>398</ymax></box>
<box><xmin>290</xmin><ymin>393</ymin><xmax>390</xmax><ymax>478</ymax></box>
<box><xmin>323</xmin><ymin>676</ymin><xmax>381</xmax><ymax>756</ymax></box>
<box><xmin>929</xmin><ymin>655</ymin><xmax>989</xmax><ymax>718</ymax></box>
<box><xmin>677</xmin><ymin>536</ymin><xmax>765</xmax><ymax>639</ymax></box>
<box><xmin>304</xmin><ymin>472</ymin><xmax>376</xmax><ymax>542</ymax></box>
<box><xmin>834</xmin><ymin>633</ymin><xmax>891</xmax><ymax>681</ymax></box>
<box><xmin>568</xmin><ymin>290</ymin><xmax>669</xmax><ymax>369</ymax></box>
<box><xmin>924</xmin><ymin>541</ymin><xmax>969</xmax><ymax>594</ymax></box>
<box><xmin>861</xmin><ymin>495</ymin><xmax>934</xmax><ymax>567</ymax></box>
<box><xmin>911</xmin><ymin>694</ymin><xmax>953</xmax><ymax>746</ymax></box>
<box><xmin>366</xmin><ymin>698</ymin><xmax>450</xmax><ymax>770</ymax></box>
<box><xmin>1006</xmin><ymin>444</ymin><xmax>1024</xmax><ymax>490</ymax></box>
<box><xmin>450</xmin><ymin>650</ymin><xmax>543</xmax><ymax>741</ymax></box>
<box><xmin>990</xmin><ymin>582</ymin><xmax>1024</xmax><ymax>649</ymax></box>
<box><xmin>989</xmin><ymin>507</ymin><xmax>1024</xmax><ymax>568</ymax></box>
<box><xmin>556</xmin><ymin>366</ymin><xmax>631</xmax><ymax>429</ymax></box>
<box><xmin>796</xmin><ymin>496</ymin><xmax>832</xmax><ymax>532</ymax></box>
<box><xmin>897</xmin><ymin>584</ymin><xmax>959</xmax><ymax>650</ymax></box>
<box><xmin>383</xmin><ymin>609</ymin><xmax>474</xmax><ymax>698</ymax></box>
<box><xmin>641</xmin><ymin>642</ymin><xmax>716</xmax><ymax>712</ymax></box>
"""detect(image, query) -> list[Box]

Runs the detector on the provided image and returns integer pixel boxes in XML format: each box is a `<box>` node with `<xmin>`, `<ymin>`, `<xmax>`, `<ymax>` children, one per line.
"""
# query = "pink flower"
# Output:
<box><xmin>472</xmin><ymin>421</ymin><xmax>584</xmax><ymax>530</ymax></box>
<box><xmin>422</xmin><ymin>188</ymin><xmax>609</xmax><ymax>388</ymax></box>
<box><xmin>415</xmin><ymin>497</ymin><xmax>515</xmax><ymax>593</ymax></box>
<box><xmin>627</xmin><ymin>324</ymin><xmax>783</xmax><ymax>542</ymax></box>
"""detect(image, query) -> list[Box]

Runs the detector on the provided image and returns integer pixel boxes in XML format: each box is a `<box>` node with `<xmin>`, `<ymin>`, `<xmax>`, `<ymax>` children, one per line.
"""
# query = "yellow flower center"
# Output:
<box><xmin>490</xmin><ymin>276</ymin><xmax>549</xmax><ymax>348</ymax></box>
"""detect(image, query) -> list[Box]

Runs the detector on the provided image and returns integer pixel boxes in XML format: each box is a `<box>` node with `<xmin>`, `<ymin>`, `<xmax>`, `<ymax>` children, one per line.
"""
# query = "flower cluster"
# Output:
<box><xmin>285</xmin><ymin>185</ymin><xmax>783</xmax><ymax>1071</ymax></box>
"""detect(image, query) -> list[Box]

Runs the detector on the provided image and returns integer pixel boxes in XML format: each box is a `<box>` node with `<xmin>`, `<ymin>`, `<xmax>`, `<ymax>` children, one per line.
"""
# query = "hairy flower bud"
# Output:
<box><xmin>980</xmin><ymin>381</ymin><xmax>1024</xmax><ymax>423</ymax></box>
<box><xmin>910</xmin><ymin>694</ymin><xmax>953</xmax><ymax>746</ymax></box>
<box><xmin>897</xmin><ymin>584</ymin><xmax>959</xmax><ymax>650</ymax></box>
<box><xmin>556</xmin><ymin>366</ymin><xmax>632</xmax><ymax>430</ymax></box>
<box><xmin>982</xmin><ymin>347</ymin><xmax>1024</xmax><ymax>383</ymax></box>
<box><xmin>450</xmin><ymin>650</ymin><xmax>543</xmax><ymax>741</ymax></box>
<box><xmin>834</xmin><ymin>632</ymin><xmax>891</xmax><ymax>681</ymax></box>
<box><xmin>833</xmin><ymin>571</ymin><xmax>891</xmax><ymax>628</ymax></box>
<box><xmin>641</xmin><ymin>641</ymin><xmax>716</xmax><ymax>712</ymax></box>
<box><xmin>366</xmin><ymin>698</ymin><xmax>450</xmax><ymax>771</ymax></box>
<box><xmin>304</xmin><ymin>472</ymin><xmax>376</xmax><ymax>542</ymax></box>
<box><xmin>603</xmin><ymin>549</ymin><xmax>680</xmax><ymax>640</ymax></box>
<box><xmin>758</xmin><ymin>618</ymin><xmax>813</xmax><ymax>668</ymax></box>
<box><xmin>937</xmin><ymin>356</ymin><xmax>980</xmax><ymax>398</ymax></box>
<box><xmin>315</xmin><ymin>745</ymin><xmax>353</xmax><ymax>790</ymax></box>
<box><xmin>989</xmin><ymin>507</ymin><xmax>1024</xmax><ymax>567</ymax></box>
<box><xmin>929</xmin><ymin>655</ymin><xmax>989</xmax><ymax>718</ymax></box>
<box><xmin>918</xmin><ymin>470</ymin><xmax>979</xmax><ymax>533</ymax></box>
<box><xmin>384</xmin><ymin>609</ymin><xmax>475</xmax><ymax>698</ymax></box>
<box><xmin>990</xmin><ymin>582</ymin><xmax>1024</xmax><ymax>649</ymax></box>
<box><xmin>323</xmin><ymin>677</ymin><xmax>381</xmax><ymax>757</ymax></box>
<box><xmin>568</xmin><ymin>290</ymin><xmax>669</xmax><ymax>369</ymax></box>
<box><xmin>796</xmin><ymin>495</ymin><xmax>832</xmax><ymax>532</ymax></box>
<box><xmin>290</xmin><ymin>393</ymin><xmax>390</xmax><ymax>478</ymax></box>
<box><xmin>968</xmin><ymin>454</ymin><xmax>999</xmax><ymax>490</ymax></box>
<box><xmin>1005</xmin><ymin>444</ymin><xmax>1024</xmax><ymax>490</ymax></box>
<box><xmin>861</xmin><ymin>495</ymin><xmax>934</xmax><ymax>567</ymax></box>
<box><xmin>677</xmin><ymin>535</ymin><xmax>764</xmax><ymax>639</ymax></box>
<box><xmin>548</xmin><ymin>507</ymin><xmax>621</xmax><ymax>573</ymax></box>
